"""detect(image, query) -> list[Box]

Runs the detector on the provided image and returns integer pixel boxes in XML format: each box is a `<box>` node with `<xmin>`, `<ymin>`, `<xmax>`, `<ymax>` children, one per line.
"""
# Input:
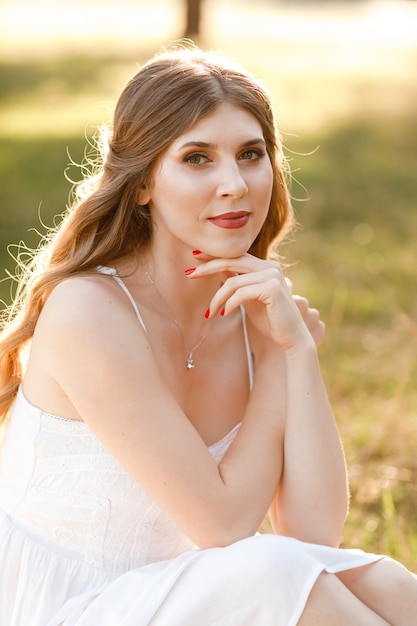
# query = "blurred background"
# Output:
<box><xmin>0</xmin><ymin>0</ymin><xmax>416</xmax><ymax>568</ymax></box>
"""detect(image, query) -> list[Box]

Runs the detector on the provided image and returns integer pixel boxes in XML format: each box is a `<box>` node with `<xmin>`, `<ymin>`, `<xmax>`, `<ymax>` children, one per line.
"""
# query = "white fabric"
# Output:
<box><xmin>97</xmin><ymin>266</ymin><xmax>148</xmax><ymax>333</ymax></box>
<box><xmin>0</xmin><ymin>389</ymin><xmax>385</xmax><ymax>626</ymax></box>
<box><xmin>0</xmin><ymin>269</ymin><xmax>384</xmax><ymax>624</ymax></box>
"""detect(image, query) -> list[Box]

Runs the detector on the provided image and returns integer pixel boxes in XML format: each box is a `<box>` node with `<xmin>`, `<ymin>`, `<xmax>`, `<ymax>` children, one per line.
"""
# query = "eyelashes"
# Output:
<box><xmin>183</xmin><ymin>149</ymin><xmax>266</xmax><ymax>166</ymax></box>
<box><xmin>239</xmin><ymin>148</ymin><xmax>266</xmax><ymax>161</ymax></box>
<box><xmin>183</xmin><ymin>153</ymin><xmax>209</xmax><ymax>166</ymax></box>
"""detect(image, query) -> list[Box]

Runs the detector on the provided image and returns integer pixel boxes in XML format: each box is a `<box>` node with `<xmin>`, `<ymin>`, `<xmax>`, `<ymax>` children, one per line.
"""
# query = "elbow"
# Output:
<box><xmin>280</xmin><ymin>522</ymin><xmax>345</xmax><ymax>549</ymax></box>
<box><xmin>304</xmin><ymin>503</ymin><xmax>349</xmax><ymax>548</ymax></box>
<box><xmin>195</xmin><ymin>533</ymin><xmax>248</xmax><ymax>550</ymax></box>
<box><xmin>300</xmin><ymin>504</ymin><xmax>348</xmax><ymax>548</ymax></box>
<box><xmin>303</xmin><ymin>524</ymin><xmax>344</xmax><ymax>548</ymax></box>
<box><xmin>188</xmin><ymin>515</ymin><xmax>262</xmax><ymax>550</ymax></box>
<box><xmin>271</xmin><ymin>503</ymin><xmax>348</xmax><ymax>549</ymax></box>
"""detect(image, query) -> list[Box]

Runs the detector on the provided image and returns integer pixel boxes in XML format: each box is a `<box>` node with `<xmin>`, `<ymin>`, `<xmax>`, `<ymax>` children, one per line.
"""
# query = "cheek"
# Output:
<box><xmin>254</xmin><ymin>174</ymin><xmax>273</xmax><ymax>227</ymax></box>
<box><xmin>257</xmin><ymin>170</ymin><xmax>274</xmax><ymax>206</ymax></box>
<box><xmin>255</xmin><ymin>161</ymin><xmax>274</xmax><ymax>192</ymax></box>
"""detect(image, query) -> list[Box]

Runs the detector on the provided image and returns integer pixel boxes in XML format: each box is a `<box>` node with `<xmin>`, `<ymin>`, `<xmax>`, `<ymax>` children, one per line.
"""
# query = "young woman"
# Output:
<box><xmin>0</xmin><ymin>45</ymin><xmax>416</xmax><ymax>626</ymax></box>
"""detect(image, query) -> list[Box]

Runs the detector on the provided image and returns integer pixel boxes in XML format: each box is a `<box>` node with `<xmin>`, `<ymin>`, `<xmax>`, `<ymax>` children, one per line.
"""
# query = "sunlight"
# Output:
<box><xmin>0</xmin><ymin>0</ymin><xmax>416</xmax><ymax>63</ymax></box>
<box><xmin>208</xmin><ymin>1</ymin><xmax>417</xmax><ymax>77</ymax></box>
<box><xmin>0</xmin><ymin>0</ymin><xmax>182</xmax><ymax>55</ymax></box>
<box><xmin>0</xmin><ymin>1</ymin><xmax>415</xmax><ymax>134</ymax></box>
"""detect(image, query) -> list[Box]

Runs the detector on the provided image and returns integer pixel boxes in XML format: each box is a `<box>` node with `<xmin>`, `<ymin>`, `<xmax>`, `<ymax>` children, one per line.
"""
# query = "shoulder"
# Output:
<box><xmin>46</xmin><ymin>271</ymin><xmax>120</xmax><ymax>306</ymax></box>
<box><xmin>29</xmin><ymin>270</ymin><xmax>153</xmax><ymax>394</ymax></box>
<box><xmin>37</xmin><ymin>271</ymin><xmax>144</xmax><ymax>350</ymax></box>
<box><xmin>26</xmin><ymin>270</ymin><xmax>156</xmax><ymax>418</ymax></box>
<box><xmin>42</xmin><ymin>271</ymin><xmax>132</xmax><ymax>323</ymax></box>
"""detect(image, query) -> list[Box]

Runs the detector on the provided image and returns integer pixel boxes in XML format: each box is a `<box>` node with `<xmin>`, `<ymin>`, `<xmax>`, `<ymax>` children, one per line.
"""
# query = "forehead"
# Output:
<box><xmin>171</xmin><ymin>103</ymin><xmax>263</xmax><ymax>146</ymax></box>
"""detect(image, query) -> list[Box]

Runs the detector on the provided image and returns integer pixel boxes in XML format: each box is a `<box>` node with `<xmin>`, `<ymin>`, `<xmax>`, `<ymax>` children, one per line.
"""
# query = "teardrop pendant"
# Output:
<box><xmin>145</xmin><ymin>271</ymin><xmax>210</xmax><ymax>372</ymax></box>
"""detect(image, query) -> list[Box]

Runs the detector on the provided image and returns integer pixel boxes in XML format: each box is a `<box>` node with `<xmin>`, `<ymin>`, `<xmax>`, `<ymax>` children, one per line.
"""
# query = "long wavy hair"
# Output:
<box><xmin>0</xmin><ymin>44</ymin><xmax>294</xmax><ymax>422</ymax></box>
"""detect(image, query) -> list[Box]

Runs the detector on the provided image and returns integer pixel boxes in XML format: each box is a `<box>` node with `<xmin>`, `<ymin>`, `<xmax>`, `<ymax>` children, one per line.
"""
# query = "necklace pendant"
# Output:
<box><xmin>145</xmin><ymin>271</ymin><xmax>209</xmax><ymax>372</ymax></box>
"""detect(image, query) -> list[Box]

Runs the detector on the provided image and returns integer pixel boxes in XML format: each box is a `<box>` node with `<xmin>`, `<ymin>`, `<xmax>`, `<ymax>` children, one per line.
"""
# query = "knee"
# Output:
<box><xmin>371</xmin><ymin>557</ymin><xmax>417</xmax><ymax>595</ymax></box>
<box><xmin>338</xmin><ymin>556</ymin><xmax>414</xmax><ymax>596</ymax></box>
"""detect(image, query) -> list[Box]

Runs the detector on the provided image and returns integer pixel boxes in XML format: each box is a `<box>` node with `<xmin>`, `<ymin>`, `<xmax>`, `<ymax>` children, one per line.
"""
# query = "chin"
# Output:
<box><xmin>206</xmin><ymin>239</ymin><xmax>253</xmax><ymax>259</ymax></box>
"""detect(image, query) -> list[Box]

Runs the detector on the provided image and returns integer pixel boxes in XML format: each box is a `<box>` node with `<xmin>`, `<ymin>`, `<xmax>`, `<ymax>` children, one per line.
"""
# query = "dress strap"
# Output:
<box><xmin>240</xmin><ymin>305</ymin><xmax>254</xmax><ymax>391</ymax></box>
<box><xmin>97</xmin><ymin>268</ymin><xmax>252</xmax><ymax>387</ymax></box>
<box><xmin>97</xmin><ymin>266</ymin><xmax>147</xmax><ymax>333</ymax></box>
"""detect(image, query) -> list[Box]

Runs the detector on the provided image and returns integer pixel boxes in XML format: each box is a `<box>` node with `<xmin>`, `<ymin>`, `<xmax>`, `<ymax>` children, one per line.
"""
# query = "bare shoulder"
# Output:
<box><xmin>25</xmin><ymin>271</ymin><xmax>151</xmax><ymax>415</ymax></box>
<box><xmin>42</xmin><ymin>272</ymin><xmax>131</xmax><ymax>322</ymax></box>
<box><xmin>36</xmin><ymin>272</ymin><xmax>146</xmax><ymax>348</ymax></box>
<box><xmin>30</xmin><ymin>270</ymin><xmax>148</xmax><ymax>375</ymax></box>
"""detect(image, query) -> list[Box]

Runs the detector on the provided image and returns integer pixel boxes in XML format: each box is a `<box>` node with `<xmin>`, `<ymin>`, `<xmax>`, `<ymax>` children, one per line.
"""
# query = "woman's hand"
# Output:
<box><xmin>285</xmin><ymin>278</ymin><xmax>325</xmax><ymax>347</ymax></box>
<box><xmin>186</xmin><ymin>254</ymin><xmax>323</xmax><ymax>352</ymax></box>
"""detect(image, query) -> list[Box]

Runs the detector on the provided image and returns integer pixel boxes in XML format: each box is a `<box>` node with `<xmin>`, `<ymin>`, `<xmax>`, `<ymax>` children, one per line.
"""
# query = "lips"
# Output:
<box><xmin>208</xmin><ymin>211</ymin><xmax>250</xmax><ymax>229</ymax></box>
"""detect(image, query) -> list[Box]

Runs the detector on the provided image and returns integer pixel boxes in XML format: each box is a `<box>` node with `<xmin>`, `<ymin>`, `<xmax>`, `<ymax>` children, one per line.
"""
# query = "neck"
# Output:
<box><xmin>140</xmin><ymin>247</ymin><xmax>220</xmax><ymax>326</ymax></box>
<box><xmin>113</xmin><ymin>244</ymin><xmax>225</xmax><ymax>371</ymax></box>
<box><xmin>142</xmin><ymin>248</ymin><xmax>222</xmax><ymax>371</ymax></box>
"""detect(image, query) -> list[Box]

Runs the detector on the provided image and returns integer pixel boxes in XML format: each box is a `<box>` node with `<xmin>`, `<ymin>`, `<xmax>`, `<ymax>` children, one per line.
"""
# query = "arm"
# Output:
<box><xmin>272</xmin><ymin>291</ymin><xmax>348</xmax><ymax>546</ymax></box>
<box><xmin>270</xmin><ymin>343</ymin><xmax>349</xmax><ymax>546</ymax></box>
<box><xmin>31</xmin><ymin>275</ymin><xmax>286</xmax><ymax>548</ymax></box>
<box><xmin>193</xmin><ymin>254</ymin><xmax>349</xmax><ymax>546</ymax></box>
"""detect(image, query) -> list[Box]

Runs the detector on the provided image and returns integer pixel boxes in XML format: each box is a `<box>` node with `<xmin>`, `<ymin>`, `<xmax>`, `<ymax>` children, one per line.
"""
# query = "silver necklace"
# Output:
<box><xmin>145</xmin><ymin>271</ymin><xmax>210</xmax><ymax>370</ymax></box>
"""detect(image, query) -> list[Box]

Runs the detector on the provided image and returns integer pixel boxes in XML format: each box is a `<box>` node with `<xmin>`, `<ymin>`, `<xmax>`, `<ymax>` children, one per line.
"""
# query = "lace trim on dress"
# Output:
<box><xmin>207</xmin><ymin>422</ymin><xmax>241</xmax><ymax>463</ymax></box>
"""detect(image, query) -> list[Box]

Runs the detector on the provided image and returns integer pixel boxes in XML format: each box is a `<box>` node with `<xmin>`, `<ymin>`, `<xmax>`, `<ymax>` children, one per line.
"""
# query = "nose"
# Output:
<box><xmin>216</xmin><ymin>161</ymin><xmax>248</xmax><ymax>198</ymax></box>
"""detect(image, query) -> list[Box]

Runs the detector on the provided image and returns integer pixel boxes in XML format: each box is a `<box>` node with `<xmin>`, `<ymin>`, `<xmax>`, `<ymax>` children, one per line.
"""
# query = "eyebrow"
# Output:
<box><xmin>178</xmin><ymin>138</ymin><xmax>266</xmax><ymax>150</ymax></box>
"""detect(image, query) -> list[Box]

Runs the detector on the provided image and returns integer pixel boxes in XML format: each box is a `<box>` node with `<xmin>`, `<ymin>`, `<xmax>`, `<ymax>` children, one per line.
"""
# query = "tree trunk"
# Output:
<box><xmin>184</xmin><ymin>0</ymin><xmax>202</xmax><ymax>38</ymax></box>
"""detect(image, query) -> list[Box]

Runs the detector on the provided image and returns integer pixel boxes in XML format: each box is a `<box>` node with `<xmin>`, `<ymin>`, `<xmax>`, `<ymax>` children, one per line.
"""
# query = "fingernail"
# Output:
<box><xmin>192</xmin><ymin>250</ymin><xmax>201</xmax><ymax>255</ymax></box>
<box><xmin>220</xmin><ymin>308</ymin><xmax>225</xmax><ymax>316</ymax></box>
<box><xmin>184</xmin><ymin>268</ymin><xmax>196</xmax><ymax>275</ymax></box>
<box><xmin>204</xmin><ymin>308</ymin><xmax>210</xmax><ymax>319</ymax></box>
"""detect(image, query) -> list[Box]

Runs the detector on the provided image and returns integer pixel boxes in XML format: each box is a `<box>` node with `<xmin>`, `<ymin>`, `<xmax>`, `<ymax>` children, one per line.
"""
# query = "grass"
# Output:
<box><xmin>0</xmin><ymin>1</ymin><xmax>416</xmax><ymax>570</ymax></box>
<box><xmin>281</xmin><ymin>113</ymin><xmax>417</xmax><ymax>563</ymax></box>
<box><xmin>281</xmin><ymin>117</ymin><xmax>417</xmax><ymax>564</ymax></box>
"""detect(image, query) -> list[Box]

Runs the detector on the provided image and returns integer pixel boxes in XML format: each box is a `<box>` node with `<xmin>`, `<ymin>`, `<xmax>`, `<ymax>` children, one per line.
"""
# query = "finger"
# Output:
<box><xmin>302</xmin><ymin>309</ymin><xmax>325</xmax><ymax>347</ymax></box>
<box><xmin>207</xmin><ymin>269</ymin><xmax>283</xmax><ymax>317</ymax></box>
<box><xmin>185</xmin><ymin>254</ymin><xmax>278</xmax><ymax>279</ymax></box>
<box><xmin>190</xmin><ymin>250</ymin><xmax>216</xmax><ymax>262</ymax></box>
<box><xmin>285</xmin><ymin>277</ymin><xmax>294</xmax><ymax>292</ymax></box>
<box><xmin>215</xmin><ymin>282</ymin><xmax>274</xmax><ymax>318</ymax></box>
<box><xmin>292</xmin><ymin>295</ymin><xmax>310</xmax><ymax>317</ymax></box>
<box><xmin>310</xmin><ymin>320</ymin><xmax>326</xmax><ymax>347</ymax></box>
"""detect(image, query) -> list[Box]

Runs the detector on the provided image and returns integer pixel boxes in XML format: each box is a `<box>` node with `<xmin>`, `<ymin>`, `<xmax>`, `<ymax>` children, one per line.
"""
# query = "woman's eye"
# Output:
<box><xmin>184</xmin><ymin>153</ymin><xmax>208</xmax><ymax>166</ymax></box>
<box><xmin>239</xmin><ymin>149</ymin><xmax>265</xmax><ymax>161</ymax></box>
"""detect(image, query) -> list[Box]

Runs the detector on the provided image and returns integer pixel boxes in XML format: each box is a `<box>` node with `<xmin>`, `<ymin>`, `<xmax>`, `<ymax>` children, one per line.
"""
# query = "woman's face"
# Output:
<box><xmin>139</xmin><ymin>102</ymin><xmax>274</xmax><ymax>259</ymax></box>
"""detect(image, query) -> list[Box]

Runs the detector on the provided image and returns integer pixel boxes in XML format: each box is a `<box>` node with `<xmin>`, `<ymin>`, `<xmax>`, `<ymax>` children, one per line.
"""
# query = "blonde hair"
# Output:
<box><xmin>0</xmin><ymin>44</ymin><xmax>294</xmax><ymax>421</ymax></box>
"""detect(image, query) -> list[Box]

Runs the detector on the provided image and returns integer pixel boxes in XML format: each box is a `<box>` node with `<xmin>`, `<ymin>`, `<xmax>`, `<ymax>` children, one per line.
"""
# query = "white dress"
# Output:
<box><xmin>0</xmin><ymin>268</ymin><xmax>384</xmax><ymax>626</ymax></box>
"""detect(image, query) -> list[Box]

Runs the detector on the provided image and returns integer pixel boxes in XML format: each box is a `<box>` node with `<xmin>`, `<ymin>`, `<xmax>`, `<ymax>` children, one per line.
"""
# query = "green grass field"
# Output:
<box><xmin>0</xmin><ymin>0</ymin><xmax>416</xmax><ymax>570</ymax></box>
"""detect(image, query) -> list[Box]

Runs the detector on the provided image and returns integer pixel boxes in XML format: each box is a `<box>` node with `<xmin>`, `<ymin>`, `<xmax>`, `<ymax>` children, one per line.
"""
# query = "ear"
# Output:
<box><xmin>136</xmin><ymin>185</ymin><xmax>151</xmax><ymax>206</ymax></box>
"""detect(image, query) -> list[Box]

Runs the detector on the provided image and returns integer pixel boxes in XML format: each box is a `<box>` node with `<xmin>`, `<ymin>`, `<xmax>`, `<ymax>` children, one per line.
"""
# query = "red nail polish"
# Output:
<box><xmin>192</xmin><ymin>250</ymin><xmax>201</xmax><ymax>255</ymax></box>
<box><xmin>184</xmin><ymin>268</ymin><xmax>196</xmax><ymax>275</ymax></box>
<box><xmin>204</xmin><ymin>308</ymin><xmax>210</xmax><ymax>319</ymax></box>
<box><xmin>220</xmin><ymin>308</ymin><xmax>225</xmax><ymax>316</ymax></box>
